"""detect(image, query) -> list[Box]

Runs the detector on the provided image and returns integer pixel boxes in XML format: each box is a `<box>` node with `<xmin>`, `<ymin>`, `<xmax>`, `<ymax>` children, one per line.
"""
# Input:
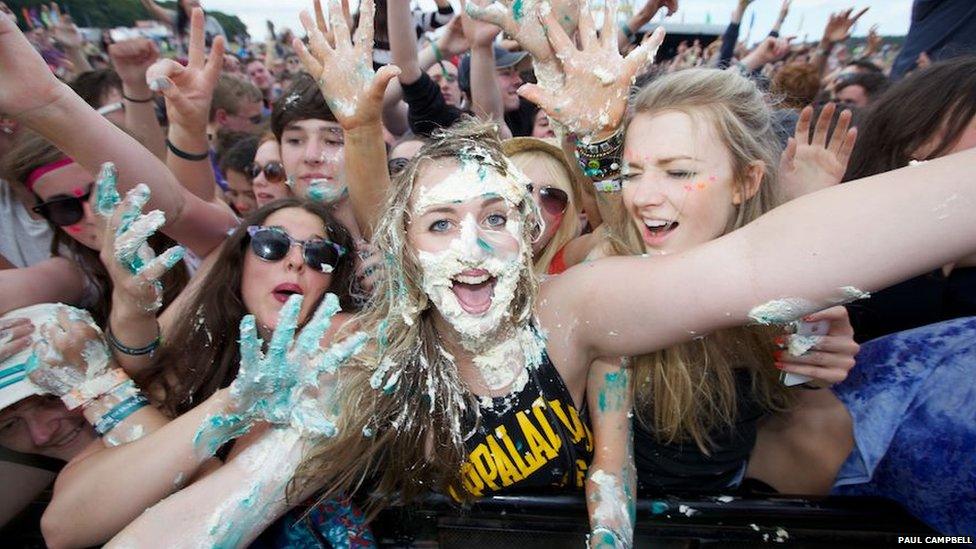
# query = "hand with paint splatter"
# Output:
<box><xmin>774</xmin><ymin>306</ymin><xmax>858</xmax><ymax>387</ymax></box>
<box><xmin>465</xmin><ymin>0</ymin><xmax>578</xmax><ymax>67</ymax></box>
<box><xmin>778</xmin><ymin>103</ymin><xmax>857</xmax><ymax>201</ymax></box>
<box><xmin>26</xmin><ymin>306</ymin><xmax>112</xmax><ymax>399</ymax></box>
<box><xmin>195</xmin><ymin>294</ymin><xmax>368</xmax><ymax>455</ymax></box>
<box><xmin>292</xmin><ymin>0</ymin><xmax>401</xmax><ymax>130</ymax></box>
<box><xmin>516</xmin><ymin>1</ymin><xmax>665</xmax><ymax>137</ymax></box>
<box><xmin>97</xmin><ymin>166</ymin><xmax>184</xmax><ymax>314</ymax></box>
<box><xmin>144</xmin><ymin>8</ymin><xmax>225</xmax><ymax>133</ymax></box>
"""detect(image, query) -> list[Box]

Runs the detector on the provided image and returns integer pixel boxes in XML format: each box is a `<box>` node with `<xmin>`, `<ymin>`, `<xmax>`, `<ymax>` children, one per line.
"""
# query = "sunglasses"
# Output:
<box><xmin>388</xmin><ymin>157</ymin><xmax>410</xmax><ymax>176</ymax></box>
<box><xmin>527</xmin><ymin>183</ymin><xmax>569</xmax><ymax>216</ymax></box>
<box><xmin>32</xmin><ymin>183</ymin><xmax>93</xmax><ymax>226</ymax></box>
<box><xmin>246</xmin><ymin>161</ymin><xmax>287</xmax><ymax>183</ymax></box>
<box><xmin>247</xmin><ymin>225</ymin><xmax>347</xmax><ymax>273</ymax></box>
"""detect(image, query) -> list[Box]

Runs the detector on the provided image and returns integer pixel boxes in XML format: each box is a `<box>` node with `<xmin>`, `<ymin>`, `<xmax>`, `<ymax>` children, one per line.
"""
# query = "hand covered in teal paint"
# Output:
<box><xmin>95</xmin><ymin>163</ymin><xmax>184</xmax><ymax>314</ymax></box>
<box><xmin>194</xmin><ymin>294</ymin><xmax>368</xmax><ymax>456</ymax></box>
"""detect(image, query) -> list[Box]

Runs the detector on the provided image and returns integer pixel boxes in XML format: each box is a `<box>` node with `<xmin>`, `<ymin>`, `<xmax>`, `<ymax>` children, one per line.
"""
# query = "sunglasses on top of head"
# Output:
<box><xmin>32</xmin><ymin>183</ymin><xmax>94</xmax><ymax>226</ymax></box>
<box><xmin>247</xmin><ymin>225</ymin><xmax>347</xmax><ymax>273</ymax></box>
<box><xmin>246</xmin><ymin>161</ymin><xmax>287</xmax><ymax>183</ymax></box>
<box><xmin>526</xmin><ymin>183</ymin><xmax>569</xmax><ymax>216</ymax></box>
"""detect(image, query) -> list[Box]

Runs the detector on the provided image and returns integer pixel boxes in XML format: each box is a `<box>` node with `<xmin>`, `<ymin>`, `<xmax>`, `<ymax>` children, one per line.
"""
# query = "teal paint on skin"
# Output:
<box><xmin>598</xmin><ymin>370</ymin><xmax>628</xmax><ymax>412</ymax></box>
<box><xmin>512</xmin><ymin>0</ymin><xmax>525</xmax><ymax>21</ymax></box>
<box><xmin>93</xmin><ymin>162</ymin><xmax>120</xmax><ymax>218</ymax></box>
<box><xmin>477</xmin><ymin>237</ymin><xmax>493</xmax><ymax>252</ymax></box>
<box><xmin>650</xmin><ymin>501</ymin><xmax>668</xmax><ymax>515</ymax></box>
<box><xmin>161</xmin><ymin>246</ymin><xmax>186</xmax><ymax>269</ymax></box>
<box><xmin>307</xmin><ymin>184</ymin><xmax>348</xmax><ymax>203</ymax></box>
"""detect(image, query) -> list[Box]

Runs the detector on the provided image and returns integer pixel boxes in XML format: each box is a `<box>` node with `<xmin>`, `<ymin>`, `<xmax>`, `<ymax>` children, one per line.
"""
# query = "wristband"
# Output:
<box><xmin>94</xmin><ymin>393</ymin><xmax>150</xmax><ymax>436</ymax></box>
<box><xmin>61</xmin><ymin>368</ymin><xmax>131</xmax><ymax>410</ymax></box>
<box><xmin>593</xmin><ymin>178</ymin><xmax>623</xmax><ymax>193</ymax></box>
<box><xmin>107</xmin><ymin>326</ymin><xmax>161</xmax><ymax>357</ymax></box>
<box><xmin>165</xmin><ymin>138</ymin><xmax>209</xmax><ymax>161</ymax></box>
<box><xmin>576</xmin><ymin>130</ymin><xmax>624</xmax><ymax>182</ymax></box>
<box><xmin>122</xmin><ymin>92</ymin><xmax>155</xmax><ymax>103</ymax></box>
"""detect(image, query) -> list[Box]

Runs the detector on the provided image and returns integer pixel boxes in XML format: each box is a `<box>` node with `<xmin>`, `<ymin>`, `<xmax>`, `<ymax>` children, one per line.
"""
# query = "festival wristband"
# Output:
<box><xmin>593</xmin><ymin>178</ymin><xmax>623</xmax><ymax>193</ymax></box>
<box><xmin>165</xmin><ymin>138</ymin><xmax>209</xmax><ymax>161</ymax></box>
<box><xmin>94</xmin><ymin>393</ymin><xmax>150</xmax><ymax>436</ymax></box>
<box><xmin>107</xmin><ymin>326</ymin><xmax>161</xmax><ymax>357</ymax></box>
<box><xmin>576</xmin><ymin>130</ymin><xmax>624</xmax><ymax>181</ymax></box>
<box><xmin>61</xmin><ymin>368</ymin><xmax>131</xmax><ymax>411</ymax></box>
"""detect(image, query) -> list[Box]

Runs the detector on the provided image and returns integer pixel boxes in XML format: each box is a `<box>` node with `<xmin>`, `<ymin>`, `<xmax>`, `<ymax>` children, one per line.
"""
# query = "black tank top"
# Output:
<box><xmin>454</xmin><ymin>347</ymin><xmax>593</xmax><ymax>498</ymax></box>
<box><xmin>633</xmin><ymin>370</ymin><xmax>765</xmax><ymax>492</ymax></box>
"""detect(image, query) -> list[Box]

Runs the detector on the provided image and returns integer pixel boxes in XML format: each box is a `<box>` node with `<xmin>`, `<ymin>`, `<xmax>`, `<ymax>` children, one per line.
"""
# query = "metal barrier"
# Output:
<box><xmin>373</xmin><ymin>492</ymin><xmax>934</xmax><ymax>547</ymax></box>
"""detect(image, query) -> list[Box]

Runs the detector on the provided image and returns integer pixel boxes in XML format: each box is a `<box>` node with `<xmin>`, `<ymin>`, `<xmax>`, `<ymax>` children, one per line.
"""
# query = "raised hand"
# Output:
<box><xmin>26</xmin><ymin>306</ymin><xmax>114</xmax><ymax>400</ymax></box>
<box><xmin>779</xmin><ymin>103</ymin><xmax>857</xmax><ymax>200</ymax></box>
<box><xmin>461</xmin><ymin>0</ymin><xmax>503</xmax><ymax>48</ymax></box>
<box><xmin>864</xmin><ymin>24</ymin><xmax>882</xmax><ymax>56</ymax></box>
<box><xmin>774</xmin><ymin>306</ymin><xmax>859</xmax><ymax>387</ymax></box>
<box><xmin>293</xmin><ymin>0</ymin><xmax>400</xmax><ymax>130</ymax></box>
<box><xmin>193</xmin><ymin>294</ymin><xmax>368</xmax><ymax>456</ymax></box>
<box><xmin>822</xmin><ymin>7</ymin><xmax>868</xmax><ymax>45</ymax></box>
<box><xmin>0</xmin><ymin>317</ymin><xmax>34</xmax><ymax>363</ymax></box>
<box><xmin>437</xmin><ymin>15</ymin><xmax>470</xmax><ymax>59</ymax></box>
<box><xmin>740</xmin><ymin>35</ymin><xmax>793</xmax><ymax>71</ymax></box>
<box><xmin>109</xmin><ymin>38</ymin><xmax>160</xmax><ymax>90</ymax></box>
<box><xmin>517</xmin><ymin>0</ymin><xmax>665</xmax><ymax>136</ymax></box>
<box><xmin>50</xmin><ymin>7</ymin><xmax>83</xmax><ymax>50</ymax></box>
<box><xmin>95</xmin><ymin>163</ymin><xmax>184</xmax><ymax>313</ymax></box>
<box><xmin>466</xmin><ymin>0</ymin><xmax>579</xmax><ymax>70</ymax></box>
<box><xmin>145</xmin><ymin>8</ymin><xmax>225</xmax><ymax>132</ymax></box>
<box><xmin>0</xmin><ymin>7</ymin><xmax>69</xmax><ymax>115</ymax></box>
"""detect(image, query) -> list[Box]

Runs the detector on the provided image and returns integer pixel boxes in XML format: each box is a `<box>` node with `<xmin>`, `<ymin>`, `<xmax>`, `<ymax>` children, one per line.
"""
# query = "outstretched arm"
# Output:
<box><xmin>544</xmin><ymin>147</ymin><xmax>976</xmax><ymax>361</ymax></box>
<box><xmin>0</xmin><ymin>9</ymin><xmax>237</xmax><ymax>257</ymax></box>
<box><xmin>138</xmin><ymin>0</ymin><xmax>176</xmax><ymax>26</ymax></box>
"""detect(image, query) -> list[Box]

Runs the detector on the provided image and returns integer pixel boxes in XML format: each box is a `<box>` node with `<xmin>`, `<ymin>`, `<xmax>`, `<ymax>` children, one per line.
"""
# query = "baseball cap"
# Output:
<box><xmin>458</xmin><ymin>46</ymin><xmax>531</xmax><ymax>93</ymax></box>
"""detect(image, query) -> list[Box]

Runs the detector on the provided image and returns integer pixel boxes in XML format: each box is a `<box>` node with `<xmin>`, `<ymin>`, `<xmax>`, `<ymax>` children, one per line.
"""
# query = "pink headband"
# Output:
<box><xmin>26</xmin><ymin>157</ymin><xmax>75</xmax><ymax>192</ymax></box>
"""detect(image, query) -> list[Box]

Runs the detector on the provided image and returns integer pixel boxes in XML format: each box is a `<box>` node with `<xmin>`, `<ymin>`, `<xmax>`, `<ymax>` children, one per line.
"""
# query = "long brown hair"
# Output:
<box><xmin>608</xmin><ymin>69</ymin><xmax>791</xmax><ymax>451</ymax></box>
<box><xmin>0</xmin><ymin>130</ymin><xmax>189</xmax><ymax>327</ymax></box>
<box><xmin>293</xmin><ymin>120</ymin><xmax>541</xmax><ymax>513</ymax></box>
<box><xmin>844</xmin><ymin>56</ymin><xmax>976</xmax><ymax>181</ymax></box>
<box><xmin>146</xmin><ymin>198</ymin><xmax>357</xmax><ymax>416</ymax></box>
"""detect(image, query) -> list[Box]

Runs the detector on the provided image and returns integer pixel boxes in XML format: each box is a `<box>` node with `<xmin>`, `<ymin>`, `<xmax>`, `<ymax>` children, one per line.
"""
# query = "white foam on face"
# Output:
<box><xmin>412</xmin><ymin>163</ymin><xmax>527</xmax><ymax>217</ymax></box>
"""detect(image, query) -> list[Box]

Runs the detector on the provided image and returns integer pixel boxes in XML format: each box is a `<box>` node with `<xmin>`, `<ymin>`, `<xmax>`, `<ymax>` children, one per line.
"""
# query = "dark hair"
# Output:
<box><xmin>219</xmin><ymin>134</ymin><xmax>260</xmax><ymax>175</ymax></box>
<box><xmin>69</xmin><ymin>69</ymin><xmax>122</xmax><ymax>108</ymax></box>
<box><xmin>146</xmin><ymin>198</ymin><xmax>357</xmax><ymax>416</ymax></box>
<box><xmin>270</xmin><ymin>73</ymin><xmax>338</xmax><ymax>141</ymax></box>
<box><xmin>845</xmin><ymin>56</ymin><xmax>976</xmax><ymax>180</ymax></box>
<box><xmin>835</xmin><ymin>72</ymin><xmax>890</xmax><ymax>103</ymax></box>
<box><xmin>846</xmin><ymin>58</ymin><xmax>883</xmax><ymax>74</ymax></box>
<box><xmin>0</xmin><ymin>130</ymin><xmax>189</xmax><ymax>327</ymax></box>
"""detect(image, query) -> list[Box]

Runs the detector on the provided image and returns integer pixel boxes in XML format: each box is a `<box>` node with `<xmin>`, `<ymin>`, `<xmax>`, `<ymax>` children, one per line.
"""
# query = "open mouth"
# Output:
<box><xmin>272</xmin><ymin>283</ymin><xmax>304</xmax><ymax>303</ymax></box>
<box><xmin>450</xmin><ymin>269</ymin><xmax>496</xmax><ymax>315</ymax></box>
<box><xmin>641</xmin><ymin>219</ymin><xmax>679</xmax><ymax>244</ymax></box>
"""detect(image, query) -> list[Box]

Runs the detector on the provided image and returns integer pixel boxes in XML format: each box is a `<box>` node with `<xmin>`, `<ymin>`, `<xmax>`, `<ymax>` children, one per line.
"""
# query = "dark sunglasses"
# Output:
<box><xmin>32</xmin><ymin>183</ymin><xmax>93</xmax><ymax>226</ymax></box>
<box><xmin>388</xmin><ymin>157</ymin><xmax>410</xmax><ymax>176</ymax></box>
<box><xmin>247</xmin><ymin>225</ymin><xmax>347</xmax><ymax>273</ymax></box>
<box><xmin>246</xmin><ymin>161</ymin><xmax>287</xmax><ymax>183</ymax></box>
<box><xmin>527</xmin><ymin>183</ymin><xmax>569</xmax><ymax>216</ymax></box>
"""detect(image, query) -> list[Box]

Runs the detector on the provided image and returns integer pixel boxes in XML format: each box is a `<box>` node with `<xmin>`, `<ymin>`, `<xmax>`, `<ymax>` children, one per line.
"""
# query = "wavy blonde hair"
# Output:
<box><xmin>504</xmin><ymin>138</ymin><xmax>583</xmax><ymax>274</ymax></box>
<box><xmin>601</xmin><ymin>69</ymin><xmax>793</xmax><ymax>451</ymax></box>
<box><xmin>293</xmin><ymin>119</ymin><xmax>541</xmax><ymax>512</ymax></box>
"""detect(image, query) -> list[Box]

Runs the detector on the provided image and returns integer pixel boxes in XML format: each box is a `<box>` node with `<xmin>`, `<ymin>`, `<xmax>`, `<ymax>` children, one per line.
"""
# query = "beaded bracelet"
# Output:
<box><xmin>165</xmin><ymin>138</ymin><xmax>209</xmax><ymax>161</ymax></box>
<box><xmin>576</xmin><ymin>130</ymin><xmax>624</xmax><ymax>182</ymax></box>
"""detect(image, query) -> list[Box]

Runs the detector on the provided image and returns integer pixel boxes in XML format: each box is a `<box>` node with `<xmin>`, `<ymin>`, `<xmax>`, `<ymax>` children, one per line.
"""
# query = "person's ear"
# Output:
<box><xmin>732</xmin><ymin>161</ymin><xmax>764</xmax><ymax>205</ymax></box>
<box><xmin>215</xmin><ymin>108</ymin><xmax>228</xmax><ymax>125</ymax></box>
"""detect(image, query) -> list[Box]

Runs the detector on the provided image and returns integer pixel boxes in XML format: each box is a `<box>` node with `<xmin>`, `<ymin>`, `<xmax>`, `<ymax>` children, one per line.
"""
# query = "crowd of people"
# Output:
<box><xmin>0</xmin><ymin>0</ymin><xmax>974</xmax><ymax>546</ymax></box>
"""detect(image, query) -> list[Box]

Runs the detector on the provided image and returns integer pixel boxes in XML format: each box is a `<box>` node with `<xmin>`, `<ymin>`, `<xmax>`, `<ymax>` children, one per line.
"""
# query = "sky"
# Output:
<box><xmin>202</xmin><ymin>0</ymin><xmax>912</xmax><ymax>44</ymax></box>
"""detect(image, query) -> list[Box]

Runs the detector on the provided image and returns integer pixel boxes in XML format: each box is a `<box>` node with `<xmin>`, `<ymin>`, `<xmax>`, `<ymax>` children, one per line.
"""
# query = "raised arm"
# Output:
<box><xmin>293</xmin><ymin>0</ymin><xmax>400</xmax><ymax>238</ymax></box>
<box><xmin>138</xmin><ymin>0</ymin><xmax>177</xmax><ymax>26</ymax></box>
<box><xmin>0</xmin><ymin>258</ymin><xmax>86</xmax><ymax>316</ymax></box>
<box><xmin>0</xmin><ymin>9</ymin><xmax>237</xmax><ymax>257</ymax></box>
<box><xmin>108</xmin><ymin>39</ymin><xmax>166</xmax><ymax>160</ymax></box>
<box><xmin>618</xmin><ymin>0</ymin><xmax>677</xmax><ymax>51</ymax></box>
<box><xmin>585</xmin><ymin>357</ymin><xmax>635</xmax><ymax>549</ymax></box>
<box><xmin>145</xmin><ymin>9</ymin><xmax>226</xmax><ymax>203</ymax></box>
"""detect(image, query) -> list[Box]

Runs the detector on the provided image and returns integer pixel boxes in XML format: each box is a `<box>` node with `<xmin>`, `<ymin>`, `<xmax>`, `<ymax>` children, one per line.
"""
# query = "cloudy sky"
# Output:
<box><xmin>203</xmin><ymin>0</ymin><xmax>912</xmax><ymax>44</ymax></box>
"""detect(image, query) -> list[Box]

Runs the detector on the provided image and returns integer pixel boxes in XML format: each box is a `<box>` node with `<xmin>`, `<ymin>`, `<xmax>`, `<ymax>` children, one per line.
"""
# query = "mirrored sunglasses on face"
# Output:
<box><xmin>246</xmin><ymin>161</ymin><xmax>287</xmax><ymax>183</ymax></box>
<box><xmin>527</xmin><ymin>183</ymin><xmax>569</xmax><ymax>216</ymax></box>
<box><xmin>32</xmin><ymin>183</ymin><xmax>94</xmax><ymax>226</ymax></box>
<box><xmin>247</xmin><ymin>225</ymin><xmax>347</xmax><ymax>273</ymax></box>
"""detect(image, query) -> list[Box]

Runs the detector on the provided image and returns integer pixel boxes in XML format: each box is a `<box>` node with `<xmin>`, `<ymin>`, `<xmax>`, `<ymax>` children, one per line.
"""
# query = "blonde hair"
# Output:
<box><xmin>505</xmin><ymin>139</ymin><xmax>582</xmax><ymax>274</ymax></box>
<box><xmin>293</xmin><ymin>119</ymin><xmax>541</xmax><ymax>512</ymax></box>
<box><xmin>603</xmin><ymin>69</ymin><xmax>792</xmax><ymax>451</ymax></box>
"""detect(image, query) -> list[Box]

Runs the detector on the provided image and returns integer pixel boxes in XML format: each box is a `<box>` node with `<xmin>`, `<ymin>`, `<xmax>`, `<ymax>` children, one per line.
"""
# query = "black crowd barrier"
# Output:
<box><xmin>373</xmin><ymin>492</ymin><xmax>934</xmax><ymax>547</ymax></box>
